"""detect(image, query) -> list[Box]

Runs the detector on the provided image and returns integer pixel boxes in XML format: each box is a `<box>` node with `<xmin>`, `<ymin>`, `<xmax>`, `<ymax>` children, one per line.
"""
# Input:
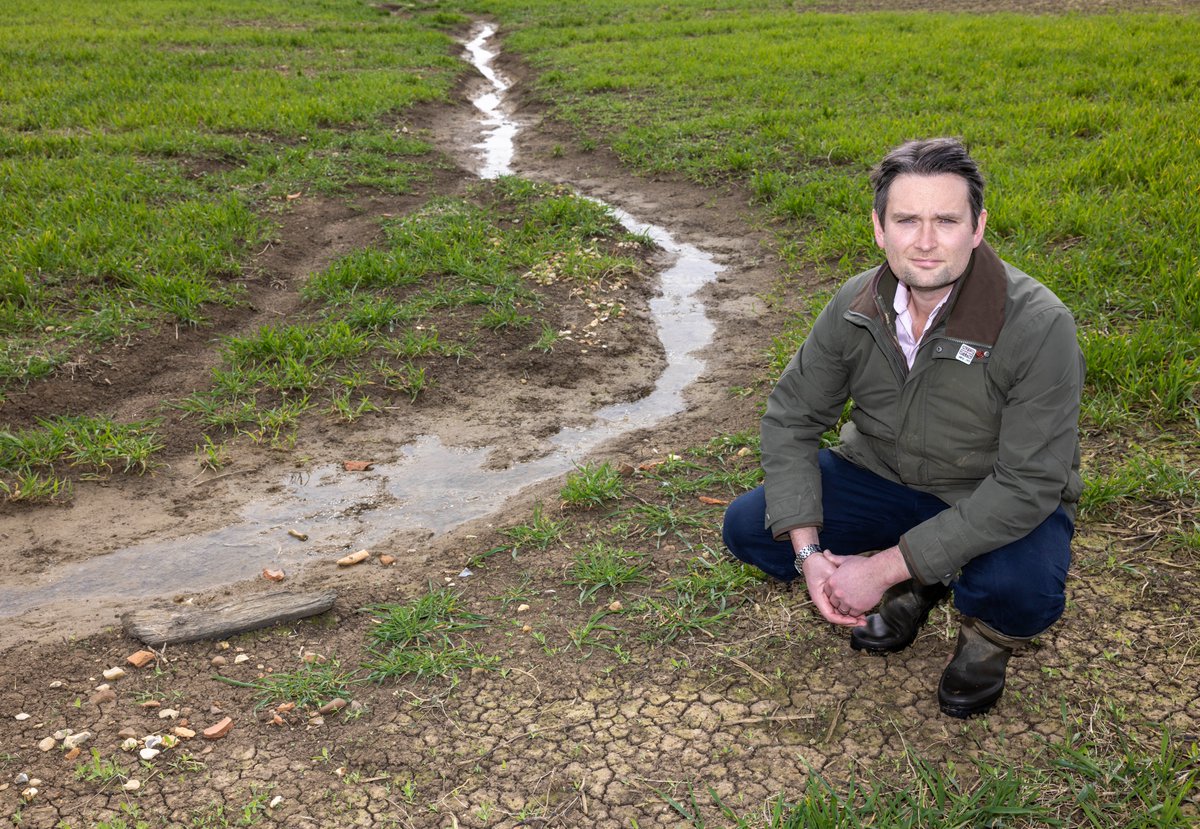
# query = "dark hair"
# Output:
<box><xmin>870</xmin><ymin>138</ymin><xmax>985</xmax><ymax>229</ymax></box>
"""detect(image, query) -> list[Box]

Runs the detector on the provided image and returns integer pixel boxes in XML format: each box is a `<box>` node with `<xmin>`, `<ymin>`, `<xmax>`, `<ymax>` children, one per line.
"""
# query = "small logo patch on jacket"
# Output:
<box><xmin>955</xmin><ymin>343</ymin><xmax>977</xmax><ymax>365</ymax></box>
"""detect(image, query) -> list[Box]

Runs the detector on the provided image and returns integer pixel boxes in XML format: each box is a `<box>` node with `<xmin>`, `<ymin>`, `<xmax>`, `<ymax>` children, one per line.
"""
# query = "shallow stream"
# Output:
<box><xmin>0</xmin><ymin>24</ymin><xmax>720</xmax><ymax>618</ymax></box>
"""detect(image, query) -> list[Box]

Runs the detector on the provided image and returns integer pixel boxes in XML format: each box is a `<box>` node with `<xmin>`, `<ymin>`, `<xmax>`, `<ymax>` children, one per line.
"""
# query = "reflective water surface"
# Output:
<box><xmin>0</xmin><ymin>24</ymin><xmax>721</xmax><ymax>618</ymax></box>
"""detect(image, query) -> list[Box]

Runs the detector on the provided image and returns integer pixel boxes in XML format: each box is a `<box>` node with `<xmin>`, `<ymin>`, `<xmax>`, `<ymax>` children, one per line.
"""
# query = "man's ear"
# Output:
<box><xmin>972</xmin><ymin>208</ymin><xmax>988</xmax><ymax>248</ymax></box>
<box><xmin>872</xmin><ymin>209</ymin><xmax>886</xmax><ymax>249</ymax></box>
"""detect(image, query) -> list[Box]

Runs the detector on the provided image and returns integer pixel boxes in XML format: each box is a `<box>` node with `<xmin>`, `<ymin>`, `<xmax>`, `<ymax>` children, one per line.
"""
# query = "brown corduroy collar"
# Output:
<box><xmin>846</xmin><ymin>240</ymin><xmax>1008</xmax><ymax>347</ymax></box>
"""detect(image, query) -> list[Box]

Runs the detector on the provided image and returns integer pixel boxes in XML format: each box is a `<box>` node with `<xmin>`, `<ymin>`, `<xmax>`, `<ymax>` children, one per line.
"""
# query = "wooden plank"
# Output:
<box><xmin>122</xmin><ymin>590</ymin><xmax>337</xmax><ymax>646</ymax></box>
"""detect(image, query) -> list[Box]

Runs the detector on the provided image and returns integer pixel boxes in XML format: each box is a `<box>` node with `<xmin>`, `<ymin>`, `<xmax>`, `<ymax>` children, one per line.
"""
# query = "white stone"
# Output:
<box><xmin>14</xmin><ymin>713</ymin><xmax>30</xmax><ymax>721</ymax></box>
<box><xmin>139</xmin><ymin>748</ymin><xmax>160</xmax><ymax>761</ymax></box>
<box><xmin>102</xmin><ymin>667</ymin><xmax>127</xmax><ymax>681</ymax></box>
<box><xmin>123</xmin><ymin>779</ymin><xmax>141</xmax><ymax>792</ymax></box>
<box><xmin>62</xmin><ymin>731</ymin><xmax>92</xmax><ymax>750</ymax></box>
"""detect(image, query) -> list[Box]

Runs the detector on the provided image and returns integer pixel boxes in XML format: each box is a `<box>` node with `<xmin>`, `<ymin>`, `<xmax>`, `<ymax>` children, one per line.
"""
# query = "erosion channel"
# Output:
<box><xmin>0</xmin><ymin>24</ymin><xmax>739</xmax><ymax>645</ymax></box>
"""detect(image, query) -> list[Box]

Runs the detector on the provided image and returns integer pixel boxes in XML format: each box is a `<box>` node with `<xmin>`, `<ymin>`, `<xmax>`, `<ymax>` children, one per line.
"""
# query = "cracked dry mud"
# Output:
<box><xmin>2</xmin><ymin>5</ymin><xmax>1198</xmax><ymax>828</ymax></box>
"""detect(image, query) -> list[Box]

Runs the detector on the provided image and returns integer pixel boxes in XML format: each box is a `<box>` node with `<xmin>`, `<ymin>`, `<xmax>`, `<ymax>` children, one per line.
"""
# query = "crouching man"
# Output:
<box><xmin>723</xmin><ymin>137</ymin><xmax>1084</xmax><ymax>718</ymax></box>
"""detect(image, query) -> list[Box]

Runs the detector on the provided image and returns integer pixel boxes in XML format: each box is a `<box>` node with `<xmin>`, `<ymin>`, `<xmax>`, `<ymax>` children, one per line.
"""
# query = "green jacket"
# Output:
<box><xmin>761</xmin><ymin>241</ymin><xmax>1084</xmax><ymax>585</ymax></box>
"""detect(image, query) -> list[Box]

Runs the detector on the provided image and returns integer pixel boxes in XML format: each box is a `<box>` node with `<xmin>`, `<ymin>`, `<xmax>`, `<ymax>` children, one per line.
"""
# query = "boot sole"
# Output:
<box><xmin>849</xmin><ymin>606</ymin><xmax>936</xmax><ymax>655</ymax></box>
<box><xmin>938</xmin><ymin>691</ymin><xmax>1002</xmax><ymax>719</ymax></box>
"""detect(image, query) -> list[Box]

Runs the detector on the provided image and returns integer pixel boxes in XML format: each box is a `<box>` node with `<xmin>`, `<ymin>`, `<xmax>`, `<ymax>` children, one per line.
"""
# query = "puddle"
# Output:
<box><xmin>0</xmin><ymin>24</ymin><xmax>721</xmax><ymax>619</ymax></box>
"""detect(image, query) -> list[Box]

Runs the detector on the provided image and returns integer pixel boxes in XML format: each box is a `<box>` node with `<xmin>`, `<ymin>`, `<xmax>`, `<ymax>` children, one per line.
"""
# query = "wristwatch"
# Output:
<box><xmin>794</xmin><ymin>543</ymin><xmax>821</xmax><ymax>574</ymax></box>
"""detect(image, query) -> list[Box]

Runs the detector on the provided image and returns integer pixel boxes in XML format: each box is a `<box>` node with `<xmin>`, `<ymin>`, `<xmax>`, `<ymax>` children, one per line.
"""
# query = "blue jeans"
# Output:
<box><xmin>722</xmin><ymin>450</ymin><xmax>1072</xmax><ymax>637</ymax></box>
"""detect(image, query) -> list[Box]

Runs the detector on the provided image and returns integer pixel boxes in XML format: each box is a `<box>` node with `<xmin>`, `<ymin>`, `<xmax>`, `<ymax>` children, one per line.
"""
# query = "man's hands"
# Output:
<box><xmin>790</xmin><ymin>530</ymin><xmax>911</xmax><ymax>626</ymax></box>
<box><xmin>801</xmin><ymin>553</ymin><xmax>867</xmax><ymax>626</ymax></box>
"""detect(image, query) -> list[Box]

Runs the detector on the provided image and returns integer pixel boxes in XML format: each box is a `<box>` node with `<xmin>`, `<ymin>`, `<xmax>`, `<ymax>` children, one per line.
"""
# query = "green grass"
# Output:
<box><xmin>1080</xmin><ymin>447</ymin><xmax>1198</xmax><ymax>521</ymax></box>
<box><xmin>566</xmin><ymin>541</ymin><xmax>650</xmax><ymax>603</ymax></box>
<box><xmin>0</xmin><ymin>415</ymin><xmax>162</xmax><ymax>499</ymax></box>
<box><xmin>559</xmin><ymin>461</ymin><xmax>627</xmax><ymax>507</ymax></box>
<box><xmin>662</xmin><ymin>726</ymin><xmax>1196</xmax><ymax>828</ymax></box>
<box><xmin>469</xmin><ymin>0</ymin><xmax>1199</xmax><ymax>428</ymax></box>
<box><xmin>363</xmin><ymin>587</ymin><xmax>497</xmax><ymax>681</ymax></box>
<box><xmin>179</xmin><ymin>180</ymin><xmax>645</xmax><ymax>443</ymax></box>
<box><xmin>0</xmin><ymin>0</ymin><xmax>463</xmax><ymax>390</ymax></box>
<box><xmin>215</xmin><ymin>658</ymin><xmax>360</xmax><ymax>711</ymax></box>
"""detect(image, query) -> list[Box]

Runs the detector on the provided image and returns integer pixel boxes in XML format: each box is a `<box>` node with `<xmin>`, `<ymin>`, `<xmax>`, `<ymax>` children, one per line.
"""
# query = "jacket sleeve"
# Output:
<box><xmin>760</xmin><ymin>297</ymin><xmax>853</xmax><ymax>539</ymax></box>
<box><xmin>898</xmin><ymin>307</ymin><xmax>1084</xmax><ymax>584</ymax></box>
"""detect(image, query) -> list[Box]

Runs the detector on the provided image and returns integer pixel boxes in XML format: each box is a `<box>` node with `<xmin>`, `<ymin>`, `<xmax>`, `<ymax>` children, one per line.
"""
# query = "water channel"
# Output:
<box><xmin>0</xmin><ymin>24</ymin><xmax>721</xmax><ymax>619</ymax></box>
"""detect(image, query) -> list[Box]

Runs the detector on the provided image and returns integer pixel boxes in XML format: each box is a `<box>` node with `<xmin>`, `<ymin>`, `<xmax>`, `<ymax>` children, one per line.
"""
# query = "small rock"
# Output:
<box><xmin>349</xmin><ymin>701</ymin><xmax>366</xmax><ymax>715</ymax></box>
<box><xmin>233</xmin><ymin>654</ymin><xmax>250</xmax><ymax>664</ymax></box>
<box><xmin>609</xmin><ymin>600</ymin><xmax>623</xmax><ymax>612</ymax></box>
<box><xmin>144</xmin><ymin>735</ymin><xmax>163</xmax><ymax>750</ymax></box>
<box><xmin>102</xmin><ymin>667</ymin><xmax>127</xmax><ymax>681</ymax></box>
<box><xmin>269</xmin><ymin>795</ymin><xmax>283</xmax><ymax>809</ymax></box>
<box><xmin>378</xmin><ymin>554</ymin><xmax>396</xmax><ymax>566</ymax></box>
<box><xmin>161</xmin><ymin>734</ymin><xmax>179</xmax><ymax>749</ymax></box>
<box><xmin>53</xmin><ymin>729</ymin><xmax>71</xmax><ymax>741</ymax></box>
<box><xmin>308</xmin><ymin>715</ymin><xmax>325</xmax><ymax>727</ymax></box>
<box><xmin>139</xmin><ymin>748</ymin><xmax>160</xmax><ymax>761</ymax></box>
<box><xmin>49</xmin><ymin>681</ymin><xmax>63</xmax><ymax>689</ymax></box>
<box><xmin>736</xmin><ymin>446</ymin><xmax>753</xmax><ymax>457</ymax></box>
<box><xmin>158</xmin><ymin>708</ymin><xmax>179</xmax><ymax>720</ymax></box>
<box><xmin>521</xmin><ymin>624</ymin><xmax>532</xmax><ymax>633</ymax></box>
<box><xmin>64</xmin><ymin>747</ymin><xmax>80</xmax><ymax>762</ymax></box>
<box><xmin>616</xmin><ymin>462</ymin><xmax>636</xmax><ymax>477</ymax></box>
<box><xmin>317</xmin><ymin>698</ymin><xmax>347</xmax><ymax>715</ymax></box>
<box><xmin>120</xmin><ymin>738</ymin><xmax>139</xmax><ymax>752</ymax></box>
<box><xmin>216</xmin><ymin>641</ymin><xmax>230</xmax><ymax>651</ymax></box>
<box><xmin>271</xmin><ymin>714</ymin><xmax>284</xmax><ymax>726</ymax></box>
<box><xmin>336</xmin><ymin>549</ymin><xmax>370</xmax><ymax>567</ymax></box>
<box><xmin>276</xmin><ymin>702</ymin><xmax>296</xmax><ymax>713</ymax></box>
<box><xmin>38</xmin><ymin>737</ymin><xmax>56</xmax><ymax>752</ymax></box>
<box><xmin>90</xmin><ymin>688</ymin><xmax>117</xmax><ymax>705</ymax></box>
<box><xmin>262</xmin><ymin>568</ymin><xmax>285</xmax><ymax>582</ymax></box>
<box><xmin>458</xmin><ymin>568</ymin><xmax>473</xmax><ymax>578</ymax></box>
<box><xmin>517</xmin><ymin>604</ymin><xmax>531</xmax><ymax>613</ymax></box>
<box><xmin>211</xmin><ymin>655</ymin><xmax>227</xmax><ymax>667</ymax></box>
<box><xmin>126</xmin><ymin>650</ymin><xmax>156</xmax><ymax>669</ymax></box>
<box><xmin>117</xmin><ymin>727</ymin><xmax>137</xmax><ymax>740</ymax></box>
<box><xmin>287</xmin><ymin>529</ymin><xmax>308</xmax><ymax>541</ymax></box>
<box><xmin>173</xmin><ymin>727</ymin><xmax>195</xmax><ymax>740</ymax></box>
<box><xmin>94</xmin><ymin>683</ymin><xmax>111</xmax><ymax>692</ymax></box>
<box><xmin>62</xmin><ymin>731</ymin><xmax>92</xmax><ymax>750</ymax></box>
<box><xmin>343</xmin><ymin>460</ymin><xmax>374</xmax><ymax>471</ymax></box>
<box><xmin>202</xmin><ymin>717</ymin><xmax>233</xmax><ymax>740</ymax></box>
<box><xmin>14</xmin><ymin>773</ymin><xmax>28</xmax><ymax>785</ymax></box>
<box><xmin>139</xmin><ymin>700</ymin><xmax>161</xmax><ymax>709</ymax></box>
<box><xmin>14</xmin><ymin>712</ymin><xmax>31</xmax><ymax>721</ymax></box>
<box><xmin>301</xmin><ymin>653</ymin><xmax>326</xmax><ymax>664</ymax></box>
<box><xmin>21</xmin><ymin>787</ymin><xmax>37</xmax><ymax>802</ymax></box>
<box><xmin>123</xmin><ymin>779</ymin><xmax>141</xmax><ymax>792</ymax></box>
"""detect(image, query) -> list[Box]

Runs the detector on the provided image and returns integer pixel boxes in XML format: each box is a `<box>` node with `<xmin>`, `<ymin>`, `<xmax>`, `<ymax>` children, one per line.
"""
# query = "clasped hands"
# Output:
<box><xmin>794</xmin><ymin>540</ymin><xmax>911</xmax><ymax>627</ymax></box>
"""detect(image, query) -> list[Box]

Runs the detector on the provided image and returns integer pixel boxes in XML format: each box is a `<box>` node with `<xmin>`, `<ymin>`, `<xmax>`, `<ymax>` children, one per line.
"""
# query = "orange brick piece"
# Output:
<box><xmin>202</xmin><ymin>717</ymin><xmax>234</xmax><ymax>740</ymax></box>
<box><xmin>126</xmin><ymin>650</ymin><xmax>157</xmax><ymax>669</ymax></box>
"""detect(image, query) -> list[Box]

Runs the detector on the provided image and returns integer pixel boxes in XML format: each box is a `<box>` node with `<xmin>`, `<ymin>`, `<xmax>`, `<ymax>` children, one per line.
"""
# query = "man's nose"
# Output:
<box><xmin>915</xmin><ymin>222</ymin><xmax>937</xmax><ymax>250</ymax></box>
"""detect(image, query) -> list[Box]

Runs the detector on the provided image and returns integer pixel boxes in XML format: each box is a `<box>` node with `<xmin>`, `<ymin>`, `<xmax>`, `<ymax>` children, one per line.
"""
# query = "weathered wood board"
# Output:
<box><xmin>122</xmin><ymin>591</ymin><xmax>337</xmax><ymax>646</ymax></box>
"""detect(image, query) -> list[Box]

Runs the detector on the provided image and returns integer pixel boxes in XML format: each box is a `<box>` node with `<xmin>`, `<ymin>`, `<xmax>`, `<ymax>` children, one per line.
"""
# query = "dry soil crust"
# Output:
<box><xmin>2</xmin><ymin>4</ymin><xmax>1197</xmax><ymax>827</ymax></box>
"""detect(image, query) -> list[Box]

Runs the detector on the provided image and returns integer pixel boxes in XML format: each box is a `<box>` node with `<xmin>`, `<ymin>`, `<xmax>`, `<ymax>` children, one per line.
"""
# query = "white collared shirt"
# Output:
<box><xmin>894</xmin><ymin>282</ymin><xmax>950</xmax><ymax>369</ymax></box>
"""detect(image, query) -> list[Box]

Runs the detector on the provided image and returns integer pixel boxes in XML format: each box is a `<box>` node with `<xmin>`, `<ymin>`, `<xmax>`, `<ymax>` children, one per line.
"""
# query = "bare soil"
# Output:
<box><xmin>2</xmin><ymin>5</ymin><xmax>1197</xmax><ymax>827</ymax></box>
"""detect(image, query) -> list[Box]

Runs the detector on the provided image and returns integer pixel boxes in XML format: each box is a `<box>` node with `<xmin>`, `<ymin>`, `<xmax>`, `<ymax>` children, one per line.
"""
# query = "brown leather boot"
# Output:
<box><xmin>938</xmin><ymin>617</ymin><xmax>1034</xmax><ymax>718</ymax></box>
<box><xmin>850</xmin><ymin>579</ymin><xmax>950</xmax><ymax>654</ymax></box>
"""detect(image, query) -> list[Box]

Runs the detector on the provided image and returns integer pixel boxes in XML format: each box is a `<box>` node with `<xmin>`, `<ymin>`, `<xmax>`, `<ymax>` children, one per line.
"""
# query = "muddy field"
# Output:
<box><xmin>2</xmin><ymin>6</ymin><xmax>1198</xmax><ymax>828</ymax></box>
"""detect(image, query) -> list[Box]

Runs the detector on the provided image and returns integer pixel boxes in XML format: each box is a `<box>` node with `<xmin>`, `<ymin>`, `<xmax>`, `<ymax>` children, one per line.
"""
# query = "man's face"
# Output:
<box><xmin>872</xmin><ymin>173</ymin><xmax>987</xmax><ymax>295</ymax></box>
